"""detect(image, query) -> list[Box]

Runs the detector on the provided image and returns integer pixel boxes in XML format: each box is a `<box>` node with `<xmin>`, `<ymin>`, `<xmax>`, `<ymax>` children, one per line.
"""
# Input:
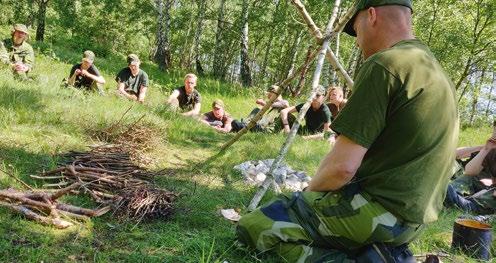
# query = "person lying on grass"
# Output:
<box><xmin>116</xmin><ymin>54</ymin><xmax>149</xmax><ymax>103</ymax></box>
<box><xmin>67</xmin><ymin>50</ymin><xmax>106</xmax><ymax>95</ymax></box>
<box><xmin>200</xmin><ymin>99</ymin><xmax>232</xmax><ymax>133</ymax></box>
<box><xmin>0</xmin><ymin>24</ymin><xmax>34</xmax><ymax>81</ymax></box>
<box><xmin>445</xmin><ymin>124</ymin><xmax>496</xmax><ymax>214</ymax></box>
<box><xmin>166</xmin><ymin>73</ymin><xmax>202</xmax><ymax>117</ymax></box>
<box><xmin>231</xmin><ymin>85</ymin><xmax>290</xmax><ymax>133</ymax></box>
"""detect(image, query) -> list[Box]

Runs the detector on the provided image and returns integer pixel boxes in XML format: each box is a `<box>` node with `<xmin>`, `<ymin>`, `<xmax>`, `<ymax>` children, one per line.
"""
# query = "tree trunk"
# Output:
<box><xmin>469</xmin><ymin>68</ymin><xmax>486</xmax><ymax>125</ymax></box>
<box><xmin>192</xmin><ymin>0</ymin><xmax>206</xmax><ymax>75</ymax></box>
<box><xmin>485</xmin><ymin>72</ymin><xmax>495</xmax><ymax>117</ymax></box>
<box><xmin>239</xmin><ymin>0</ymin><xmax>252</xmax><ymax>87</ymax></box>
<box><xmin>213</xmin><ymin>0</ymin><xmax>227</xmax><ymax>79</ymax></box>
<box><xmin>285</xmin><ymin>30</ymin><xmax>303</xmax><ymax>80</ymax></box>
<box><xmin>293</xmin><ymin>45</ymin><xmax>313</xmax><ymax>97</ymax></box>
<box><xmin>154</xmin><ymin>0</ymin><xmax>172</xmax><ymax>71</ymax></box>
<box><xmin>330</xmin><ymin>33</ymin><xmax>340</xmax><ymax>86</ymax></box>
<box><xmin>35</xmin><ymin>0</ymin><xmax>49</xmax><ymax>42</ymax></box>
<box><xmin>260</xmin><ymin>0</ymin><xmax>281</xmax><ymax>81</ymax></box>
<box><xmin>427</xmin><ymin>0</ymin><xmax>439</xmax><ymax>46</ymax></box>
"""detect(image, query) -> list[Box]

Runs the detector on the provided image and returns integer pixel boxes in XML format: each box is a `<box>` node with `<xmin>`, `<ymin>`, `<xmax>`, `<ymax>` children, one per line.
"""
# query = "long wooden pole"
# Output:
<box><xmin>248</xmin><ymin>1</ymin><xmax>342</xmax><ymax>211</ymax></box>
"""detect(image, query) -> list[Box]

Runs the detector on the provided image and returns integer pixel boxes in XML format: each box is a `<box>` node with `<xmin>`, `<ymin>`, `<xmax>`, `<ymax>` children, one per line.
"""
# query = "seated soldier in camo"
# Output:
<box><xmin>280</xmin><ymin>85</ymin><xmax>332</xmax><ymax>140</ymax></box>
<box><xmin>445</xmin><ymin>123</ymin><xmax>496</xmax><ymax>214</ymax></box>
<box><xmin>200</xmin><ymin>99</ymin><xmax>232</xmax><ymax>133</ymax></box>
<box><xmin>231</xmin><ymin>85</ymin><xmax>290</xmax><ymax>133</ymax></box>
<box><xmin>67</xmin><ymin>50</ymin><xmax>106</xmax><ymax>94</ymax></box>
<box><xmin>116</xmin><ymin>54</ymin><xmax>149</xmax><ymax>103</ymax></box>
<box><xmin>0</xmin><ymin>24</ymin><xmax>34</xmax><ymax>80</ymax></box>
<box><xmin>166</xmin><ymin>73</ymin><xmax>202</xmax><ymax>117</ymax></box>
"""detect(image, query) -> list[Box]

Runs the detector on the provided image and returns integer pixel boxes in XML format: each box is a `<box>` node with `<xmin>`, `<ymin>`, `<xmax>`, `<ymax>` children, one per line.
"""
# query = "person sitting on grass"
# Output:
<box><xmin>166</xmin><ymin>73</ymin><xmax>202</xmax><ymax>117</ymax></box>
<box><xmin>236</xmin><ymin>0</ymin><xmax>458</xmax><ymax>261</ymax></box>
<box><xmin>67</xmin><ymin>50</ymin><xmax>106</xmax><ymax>95</ymax></box>
<box><xmin>326</xmin><ymin>86</ymin><xmax>347</xmax><ymax>121</ymax></box>
<box><xmin>231</xmin><ymin>85</ymin><xmax>290</xmax><ymax>133</ymax></box>
<box><xmin>445</xmin><ymin>126</ymin><xmax>496</xmax><ymax>214</ymax></box>
<box><xmin>279</xmin><ymin>85</ymin><xmax>332</xmax><ymax>140</ymax></box>
<box><xmin>0</xmin><ymin>24</ymin><xmax>34</xmax><ymax>81</ymax></box>
<box><xmin>116</xmin><ymin>54</ymin><xmax>149</xmax><ymax>103</ymax></box>
<box><xmin>200</xmin><ymin>99</ymin><xmax>232</xmax><ymax>133</ymax></box>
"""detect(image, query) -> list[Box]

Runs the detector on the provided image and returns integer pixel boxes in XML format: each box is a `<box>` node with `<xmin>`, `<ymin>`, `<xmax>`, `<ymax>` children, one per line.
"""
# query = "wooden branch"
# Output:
<box><xmin>0</xmin><ymin>201</ymin><xmax>73</xmax><ymax>229</ymax></box>
<box><xmin>291</xmin><ymin>0</ymin><xmax>323</xmax><ymax>42</ymax></box>
<box><xmin>291</xmin><ymin>0</ymin><xmax>354</xmax><ymax>88</ymax></box>
<box><xmin>49</xmin><ymin>182</ymin><xmax>81</xmax><ymax>200</ymax></box>
<box><xmin>0</xmin><ymin>167</ymin><xmax>33</xmax><ymax>190</ymax></box>
<box><xmin>249</xmin><ymin>7</ymin><xmax>337</xmax><ymax>211</ymax></box>
<box><xmin>219</xmin><ymin>48</ymin><xmax>320</xmax><ymax>152</ymax></box>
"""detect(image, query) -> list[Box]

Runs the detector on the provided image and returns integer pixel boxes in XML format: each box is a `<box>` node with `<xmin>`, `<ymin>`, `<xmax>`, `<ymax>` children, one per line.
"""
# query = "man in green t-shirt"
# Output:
<box><xmin>116</xmin><ymin>54</ymin><xmax>149</xmax><ymax>103</ymax></box>
<box><xmin>0</xmin><ymin>24</ymin><xmax>35</xmax><ymax>80</ymax></box>
<box><xmin>236</xmin><ymin>0</ymin><xmax>458</xmax><ymax>262</ymax></box>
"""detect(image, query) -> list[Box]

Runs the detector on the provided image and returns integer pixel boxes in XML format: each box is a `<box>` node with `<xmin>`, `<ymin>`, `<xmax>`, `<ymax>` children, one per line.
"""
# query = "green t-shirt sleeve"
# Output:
<box><xmin>323</xmin><ymin>104</ymin><xmax>332</xmax><ymax>123</ymax></box>
<box><xmin>140</xmin><ymin>71</ymin><xmax>149</xmax><ymax>87</ymax></box>
<box><xmin>331</xmin><ymin>61</ymin><xmax>399</xmax><ymax>148</ymax></box>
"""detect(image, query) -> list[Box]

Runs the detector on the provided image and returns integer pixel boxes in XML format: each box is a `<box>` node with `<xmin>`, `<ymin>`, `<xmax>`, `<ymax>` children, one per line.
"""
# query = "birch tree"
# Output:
<box><xmin>239</xmin><ymin>0</ymin><xmax>252</xmax><ymax>87</ymax></box>
<box><xmin>154</xmin><ymin>0</ymin><xmax>173</xmax><ymax>70</ymax></box>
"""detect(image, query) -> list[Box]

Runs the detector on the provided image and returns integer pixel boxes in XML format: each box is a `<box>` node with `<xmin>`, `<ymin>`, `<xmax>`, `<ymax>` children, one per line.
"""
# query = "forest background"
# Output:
<box><xmin>1</xmin><ymin>0</ymin><xmax>494</xmax><ymax>125</ymax></box>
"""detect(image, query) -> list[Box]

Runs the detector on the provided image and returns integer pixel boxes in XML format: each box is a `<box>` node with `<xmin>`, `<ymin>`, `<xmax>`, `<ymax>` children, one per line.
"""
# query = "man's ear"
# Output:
<box><xmin>367</xmin><ymin>7</ymin><xmax>377</xmax><ymax>25</ymax></box>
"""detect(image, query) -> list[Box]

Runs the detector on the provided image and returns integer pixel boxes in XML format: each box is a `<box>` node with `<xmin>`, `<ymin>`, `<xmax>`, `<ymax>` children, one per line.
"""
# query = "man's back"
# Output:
<box><xmin>332</xmin><ymin>39</ymin><xmax>459</xmax><ymax>224</ymax></box>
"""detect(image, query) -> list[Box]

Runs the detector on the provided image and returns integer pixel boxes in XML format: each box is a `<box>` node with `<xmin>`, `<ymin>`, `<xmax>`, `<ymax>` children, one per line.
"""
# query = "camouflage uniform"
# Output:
<box><xmin>0</xmin><ymin>27</ymin><xmax>35</xmax><ymax>80</ymax></box>
<box><xmin>237</xmin><ymin>184</ymin><xmax>423</xmax><ymax>262</ymax></box>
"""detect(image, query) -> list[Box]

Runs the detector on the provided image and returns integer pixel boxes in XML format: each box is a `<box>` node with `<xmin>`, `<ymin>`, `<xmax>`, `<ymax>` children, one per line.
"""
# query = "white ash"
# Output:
<box><xmin>233</xmin><ymin>159</ymin><xmax>311</xmax><ymax>191</ymax></box>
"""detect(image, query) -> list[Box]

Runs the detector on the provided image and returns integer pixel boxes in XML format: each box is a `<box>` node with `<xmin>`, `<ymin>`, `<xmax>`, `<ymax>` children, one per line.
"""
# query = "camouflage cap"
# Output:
<box><xmin>266</xmin><ymin>85</ymin><xmax>280</xmax><ymax>94</ymax></box>
<box><xmin>212</xmin><ymin>99</ymin><xmax>225</xmax><ymax>109</ymax></box>
<box><xmin>82</xmin><ymin>50</ymin><xmax>95</xmax><ymax>62</ymax></box>
<box><xmin>343</xmin><ymin>0</ymin><xmax>412</xmax><ymax>37</ymax></box>
<box><xmin>127</xmin><ymin>54</ymin><xmax>140</xmax><ymax>65</ymax></box>
<box><xmin>13</xmin><ymin>24</ymin><xmax>29</xmax><ymax>34</ymax></box>
<box><xmin>315</xmin><ymin>85</ymin><xmax>326</xmax><ymax>96</ymax></box>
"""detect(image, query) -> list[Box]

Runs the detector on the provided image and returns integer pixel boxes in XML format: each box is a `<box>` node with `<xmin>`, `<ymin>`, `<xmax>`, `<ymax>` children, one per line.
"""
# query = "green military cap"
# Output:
<box><xmin>12</xmin><ymin>24</ymin><xmax>29</xmax><ymax>34</ymax></box>
<box><xmin>343</xmin><ymin>0</ymin><xmax>412</xmax><ymax>37</ymax></box>
<box><xmin>83</xmin><ymin>50</ymin><xmax>95</xmax><ymax>62</ymax></box>
<box><xmin>212</xmin><ymin>99</ymin><xmax>225</xmax><ymax>109</ymax></box>
<box><xmin>127</xmin><ymin>54</ymin><xmax>140</xmax><ymax>65</ymax></box>
<box><xmin>266</xmin><ymin>85</ymin><xmax>280</xmax><ymax>94</ymax></box>
<box><xmin>315</xmin><ymin>85</ymin><xmax>326</xmax><ymax>96</ymax></box>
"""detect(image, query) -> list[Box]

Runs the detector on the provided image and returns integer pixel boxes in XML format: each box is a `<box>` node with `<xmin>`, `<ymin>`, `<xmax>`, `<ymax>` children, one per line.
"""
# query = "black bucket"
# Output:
<box><xmin>451</xmin><ymin>218</ymin><xmax>492</xmax><ymax>260</ymax></box>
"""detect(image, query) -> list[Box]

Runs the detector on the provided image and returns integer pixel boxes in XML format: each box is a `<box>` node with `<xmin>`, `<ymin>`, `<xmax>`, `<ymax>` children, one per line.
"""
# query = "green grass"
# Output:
<box><xmin>0</xmin><ymin>46</ymin><xmax>494</xmax><ymax>262</ymax></box>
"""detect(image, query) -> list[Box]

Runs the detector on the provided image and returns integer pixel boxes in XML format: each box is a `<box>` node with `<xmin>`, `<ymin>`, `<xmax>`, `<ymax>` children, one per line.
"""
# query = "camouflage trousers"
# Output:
<box><xmin>237</xmin><ymin>185</ymin><xmax>423</xmax><ymax>262</ymax></box>
<box><xmin>449</xmin><ymin>170</ymin><xmax>495</xmax><ymax>214</ymax></box>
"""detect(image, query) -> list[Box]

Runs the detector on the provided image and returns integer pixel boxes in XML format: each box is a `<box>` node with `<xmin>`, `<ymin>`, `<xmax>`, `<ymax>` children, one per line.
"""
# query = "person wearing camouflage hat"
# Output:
<box><xmin>0</xmin><ymin>24</ymin><xmax>35</xmax><ymax>80</ymax></box>
<box><xmin>115</xmin><ymin>54</ymin><xmax>149</xmax><ymax>103</ymax></box>
<box><xmin>200</xmin><ymin>99</ymin><xmax>233</xmax><ymax>133</ymax></box>
<box><xmin>67</xmin><ymin>50</ymin><xmax>106</xmax><ymax>94</ymax></box>
<box><xmin>279</xmin><ymin>85</ymin><xmax>332</xmax><ymax>136</ymax></box>
<box><xmin>237</xmin><ymin>0</ymin><xmax>458</xmax><ymax>261</ymax></box>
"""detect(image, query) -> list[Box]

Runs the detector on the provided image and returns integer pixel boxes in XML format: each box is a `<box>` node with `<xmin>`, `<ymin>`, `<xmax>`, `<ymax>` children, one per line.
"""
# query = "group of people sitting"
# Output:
<box><xmin>1</xmin><ymin>24</ymin><xmax>347</xmax><ymax>143</ymax></box>
<box><xmin>192</xmin><ymin>83</ymin><xmax>348</xmax><ymax>143</ymax></box>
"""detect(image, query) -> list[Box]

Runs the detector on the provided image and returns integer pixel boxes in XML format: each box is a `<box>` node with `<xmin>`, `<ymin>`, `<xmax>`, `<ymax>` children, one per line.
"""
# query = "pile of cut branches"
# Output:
<box><xmin>34</xmin><ymin>145</ymin><xmax>177</xmax><ymax>222</ymax></box>
<box><xmin>87</xmin><ymin>108</ymin><xmax>164</xmax><ymax>166</ymax></box>
<box><xmin>0</xmin><ymin>183</ymin><xmax>110</xmax><ymax>229</ymax></box>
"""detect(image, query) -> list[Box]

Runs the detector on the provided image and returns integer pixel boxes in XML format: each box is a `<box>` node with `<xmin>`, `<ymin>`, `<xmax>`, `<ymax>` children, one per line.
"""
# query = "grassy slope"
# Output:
<box><xmin>0</xmin><ymin>45</ymin><xmax>492</xmax><ymax>262</ymax></box>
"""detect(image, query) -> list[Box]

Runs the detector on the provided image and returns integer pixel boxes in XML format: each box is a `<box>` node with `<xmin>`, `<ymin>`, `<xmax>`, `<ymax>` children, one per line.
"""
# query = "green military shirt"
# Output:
<box><xmin>0</xmin><ymin>38</ymin><xmax>35</xmax><ymax>70</ymax></box>
<box><xmin>331</xmin><ymin>39</ymin><xmax>459</xmax><ymax>224</ymax></box>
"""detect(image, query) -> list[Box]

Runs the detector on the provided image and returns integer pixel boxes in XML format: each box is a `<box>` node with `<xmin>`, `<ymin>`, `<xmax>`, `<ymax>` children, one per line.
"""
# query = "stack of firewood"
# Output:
<box><xmin>33</xmin><ymin>145</ymin><xmax>177</xmax><ymax>222</ymax></box>
<box><xmin>0</xmin><ymin>183</ymin><xmax>110</xmax><ymax>229</ymax></box>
